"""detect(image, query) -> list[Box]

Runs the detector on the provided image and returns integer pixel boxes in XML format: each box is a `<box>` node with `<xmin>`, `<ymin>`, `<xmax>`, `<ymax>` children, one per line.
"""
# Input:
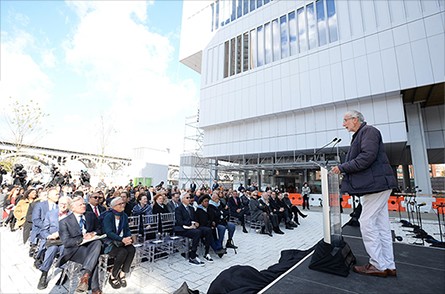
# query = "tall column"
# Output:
<box><xmin>402</xmin><ymin>165</ymin><xmax>411</xmax><ymax>191</ymax></box>
<box><xmin>405</xmin><ymin>103</ymin><xmax>432</xmax><ymax>195</ymax></box>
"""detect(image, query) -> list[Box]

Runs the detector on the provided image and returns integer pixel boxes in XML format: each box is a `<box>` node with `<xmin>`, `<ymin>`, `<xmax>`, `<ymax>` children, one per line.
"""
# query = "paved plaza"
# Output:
<box><xmin>1</xmin><ymin>208</ymin><xmax>442</xmax><ymax>294</ymax></box>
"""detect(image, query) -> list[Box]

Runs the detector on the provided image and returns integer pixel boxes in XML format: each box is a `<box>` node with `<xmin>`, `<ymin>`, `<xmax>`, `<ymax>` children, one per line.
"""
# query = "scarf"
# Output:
<box><xmin>111</xmin><ymin>209</ymin><xmax>124</xmax><ymax>235</ymax></box>
<box><xmin>198</xmin><ymin>204</ymin><xmax>207</xmax><ymax>212</ymax></box>
<box><xmin>209</xmin><ymin>200</ymin><xmax>220</xmax><ymax>208</ymax></box>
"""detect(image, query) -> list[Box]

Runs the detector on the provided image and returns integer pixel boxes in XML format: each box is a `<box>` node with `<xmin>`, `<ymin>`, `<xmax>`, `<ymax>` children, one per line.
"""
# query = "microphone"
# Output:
<box><xmin>326</xmin><ymin>138</ymin><xmax>342</xmax><ymax>166</ymax></box>
<box><xmin>417</xmin><ymin>203</ymin><xmax>426</xmax><ymax>207</ymax></box>
<box><xmin>314</xmin><ymin>138</ymin><xmax>338</xmax><ymax>154</ymax></box>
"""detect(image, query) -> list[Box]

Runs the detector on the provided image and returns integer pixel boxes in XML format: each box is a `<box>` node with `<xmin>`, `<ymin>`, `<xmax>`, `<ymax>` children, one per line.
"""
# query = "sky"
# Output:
<box><xmin>0</xmin><ymin>0</ymin><xmax>201</xmax><ymax>164</ymax></box>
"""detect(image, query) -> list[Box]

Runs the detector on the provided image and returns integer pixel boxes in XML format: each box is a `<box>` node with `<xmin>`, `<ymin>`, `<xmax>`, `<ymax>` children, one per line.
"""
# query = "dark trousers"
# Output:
<box><xmin>291</xmin><ymin>206</ymin><xmax>306</xmax><ymax>223</ymax></box>
<box><xmin>69</xmin><ymin>240</ymin><xmax>102</xmax><ymax>290</ymax></box>
<box><xmin>175</xmin><ymin>229</ymin><xmax>201</xmax><ymax>259</ymax></box>
<box><xmin>302</xmin><ymin>195</ymin><xmax>310</xmax><ymax>209</ymax></box>
<box><xmin>108</xmin><ymin>244</ymin><xmax>136</xmax><ymax>278</ymax></box>
<box><xmin>230</xmin><ymin>210</ymin><xmax>246</xmax><ymax>227</ymax></box>
<box><xmin>197</xmin><ymin>226</ymin><xmax>213</xmax><ymax>255</ymax></box>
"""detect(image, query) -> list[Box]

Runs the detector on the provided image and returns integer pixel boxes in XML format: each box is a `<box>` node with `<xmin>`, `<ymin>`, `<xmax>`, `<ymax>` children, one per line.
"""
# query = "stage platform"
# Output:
<box><xmin>261</xmin><ymin>225</ymin><xmax>445</xmax><ymax>294</ymax></box>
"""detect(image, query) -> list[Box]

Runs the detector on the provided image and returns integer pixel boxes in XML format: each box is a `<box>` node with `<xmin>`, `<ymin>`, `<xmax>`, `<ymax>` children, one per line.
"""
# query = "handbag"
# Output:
<box><xmin>104</xmin><ymin>240</ymin><xmax>125</xmax><ymax>254</ymax></box>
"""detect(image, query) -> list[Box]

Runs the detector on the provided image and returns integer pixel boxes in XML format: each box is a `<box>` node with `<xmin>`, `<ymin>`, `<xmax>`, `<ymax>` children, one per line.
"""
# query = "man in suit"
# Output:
<box><xmin>85</xmin><ymin>192</ymin><xmax>106</xmax><ymax>219</ymax></box>
<box><xmin>190</xmin><ymin>182</ymin><xmax>197</xmax><ymax>193</ymax></box>
<box><xmin>37</xmin><ymin>196</ymin><xmax>71</xmax><ymax>290</ymax></box>
<box><xmin>32</xmin><ymin>187</ymin><xmax>60</xmax><ymax>259</ymax></box>
<box><xmin>227</xmin><ymin>191</ymin><xmax>248</xmax><ymax>233</ymax></box>
<box><xmin>59</xmin><ymin>196</ymin><xmax>103</xmax><ymax>294</ymax></box>
<box><xmin>174</xmin><ymin>192</ymin><xmax>208</xmax><ymax>266</ymax></box>
<box><xmin>167</xmin><ymin>192</ymin><xmax>180</xmax><ymax>213</ymax></box>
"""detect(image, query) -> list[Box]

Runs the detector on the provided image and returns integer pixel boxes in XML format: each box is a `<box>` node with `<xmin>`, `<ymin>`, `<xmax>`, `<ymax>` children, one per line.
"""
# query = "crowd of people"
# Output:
<box><xmin>0</xmin><ymin>170</ymin><xmax>310</xmax><ymax>293</ymax></box>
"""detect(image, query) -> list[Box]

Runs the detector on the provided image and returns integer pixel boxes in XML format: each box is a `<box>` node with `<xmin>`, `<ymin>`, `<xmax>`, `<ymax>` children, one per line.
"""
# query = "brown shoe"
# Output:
<box><xmin>353</xmin><ymin>263</ymin><xmax>387</xmax><ymax>277</ymax></box>
<box><xmin>92</xmin><ymin>289</ymin><xmax>102</xmax><ymax>294</ymax></box>
<box><xmin>75</xmin><ymin>272</ymin><xmax>90</xmax><ymax>292</ymax></box>
<box><xmin>386</xmin><ymin>269</ymin><xmax>397</xmax><ymax>277</ymax></box>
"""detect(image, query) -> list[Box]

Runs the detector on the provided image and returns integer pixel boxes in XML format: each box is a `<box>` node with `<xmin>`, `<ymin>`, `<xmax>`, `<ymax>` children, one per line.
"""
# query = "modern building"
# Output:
<box><xmin>179</xmin><ymin>0</ymin><xmax>445</xmax><ymax>195</ymax></box>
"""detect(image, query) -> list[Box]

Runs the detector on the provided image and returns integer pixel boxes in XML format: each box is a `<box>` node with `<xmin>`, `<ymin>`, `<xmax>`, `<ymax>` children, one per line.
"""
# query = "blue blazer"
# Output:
<box><xmin>31</xmin><ymin>201</ymin><xmax>52</xmax><ymax>238</ymax></box>
<box><xmin>102</xmin><ymin>212</ymin><xmax>131</xmax><ymax>242</ymax></box>
<box><xmin>40</xmin><ymin>209</ymin><xmax>62</xmax><ymax>240</ymax></box>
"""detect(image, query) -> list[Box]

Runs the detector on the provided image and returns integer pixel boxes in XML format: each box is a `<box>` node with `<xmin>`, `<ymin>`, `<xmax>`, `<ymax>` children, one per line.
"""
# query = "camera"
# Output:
<box><xmin>80</xmin><ymin>170</ymin><xmax>91</xmax><ymax>186</ymax></box>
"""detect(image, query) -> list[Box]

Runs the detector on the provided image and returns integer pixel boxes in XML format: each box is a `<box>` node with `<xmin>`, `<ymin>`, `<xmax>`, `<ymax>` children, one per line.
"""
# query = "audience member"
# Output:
<box><xmin>227</xmin><ymin>190</ymin><xmax>248</xmax><ymax>233</ymax></box>
<box><xmin>208</xmin><ymin>193</ymin><xmax>237</xmax><ymax>253</ymax></box>
<box><xmin>37</xmin><ymin>196</ymin><xmax>71</xmax><ymax>290</ymax></box>
<box><xmin>174</xmin><ymin>192</ymin><xmax>206</xmax><ymax>266</ymax></box>
<box><xmin>102</xmin><ymin>197</ymin><xmax>136</xmax><ymax>289</ymax></box>
<box><xmin>302</xmin><ymin>183</ymin><xmax>311</xmax><ymax>210</ymax></box>
<box><xmin>58</xmin><ymin>196</ymin><xmax>103</xmax><ymax>294</ymax></box>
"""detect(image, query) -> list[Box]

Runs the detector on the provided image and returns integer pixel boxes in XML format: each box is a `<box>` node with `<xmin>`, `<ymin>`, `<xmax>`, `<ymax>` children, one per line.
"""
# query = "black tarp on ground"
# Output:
<box><xmin>263</xmin><ymin>226</ymin><xmax>445</xmax><ymax>294</ymax></box>
<box><xmin>207</xmin><ymin>249</ymin><xmax>313</xmax><ymax>294</ymax></box>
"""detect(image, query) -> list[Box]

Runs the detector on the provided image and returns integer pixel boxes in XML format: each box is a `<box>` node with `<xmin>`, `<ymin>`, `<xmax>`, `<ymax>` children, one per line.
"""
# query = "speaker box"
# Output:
<box><xmin>309</xmin><ymin>237</ymin><xmax>356</xmax><ymax>277</ymax></box>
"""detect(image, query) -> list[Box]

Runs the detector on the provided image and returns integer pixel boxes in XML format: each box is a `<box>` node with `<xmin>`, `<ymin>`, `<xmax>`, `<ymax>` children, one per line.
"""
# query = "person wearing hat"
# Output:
<box><xmin>195</xmin><ymin>194</ymin><xmax>226</xmax><ymax>259</ymax></box>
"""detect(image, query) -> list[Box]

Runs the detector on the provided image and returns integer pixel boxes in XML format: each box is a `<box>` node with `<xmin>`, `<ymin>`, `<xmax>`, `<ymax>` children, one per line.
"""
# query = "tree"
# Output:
<box><xmin>2</xmin><ymin>97</ymin><xmax>48</xmax><ymax>152</ymax></box>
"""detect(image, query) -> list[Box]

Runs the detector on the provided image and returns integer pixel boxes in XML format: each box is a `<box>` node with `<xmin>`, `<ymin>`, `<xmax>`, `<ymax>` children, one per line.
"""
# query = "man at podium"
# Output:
<box><xmin>332</xmin><ymin>110</ymin><xmax>397</xmax><ymax>278</ymax></box>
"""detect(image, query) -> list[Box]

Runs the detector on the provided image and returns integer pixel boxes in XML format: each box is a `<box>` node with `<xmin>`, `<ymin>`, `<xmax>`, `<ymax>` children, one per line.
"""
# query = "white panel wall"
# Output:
<box><xmin>181</xmin><ymin>0</ymin><xmax>445</xmax><ymax>158</ymax></box>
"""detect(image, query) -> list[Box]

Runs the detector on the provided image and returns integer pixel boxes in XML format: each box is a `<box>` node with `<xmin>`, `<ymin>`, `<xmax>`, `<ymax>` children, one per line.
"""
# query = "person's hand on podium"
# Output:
<box><xmin>331</xmin><ymin>166</ymin><xmax>341</xmax><ymax>174</ymax></box>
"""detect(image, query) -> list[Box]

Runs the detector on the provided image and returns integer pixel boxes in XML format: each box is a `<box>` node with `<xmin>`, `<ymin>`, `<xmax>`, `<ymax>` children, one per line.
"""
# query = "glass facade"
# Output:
<box><xmin>211</xmin><ymin>0</ymin><xmax>273</xmax><ymax>32</ymax></box>
<box><xmin>221</xmin><ymin>0</ymin><xmax>338</xmax><ymax>79</ymax></box>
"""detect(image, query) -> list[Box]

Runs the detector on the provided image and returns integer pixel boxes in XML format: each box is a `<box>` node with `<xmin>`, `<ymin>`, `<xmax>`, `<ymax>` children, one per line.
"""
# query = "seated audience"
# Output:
<box><xmin>208</xmin><ymin>193</ymin><xmax>237</xmax><ymax>254</ymax></box>
<box><xmin>37</xmin><ymin>196</ymin><xmax>71</xmax><ymax>290</ymax></box>
<box><xmin>227</xmin><ymin>190</ymin><xmax>248</xmax><ymax>233</ymax></box>
<box><xmin>281</xmin><ymin>192</ymin><xmax>307</xmax><ymax>225</ymax></box>
<box><xmin>195</xmin><ymin>195</ymin><xmax>227</xmax><ymax>258</ymax></box>
<box><xmin>13</xmin><ymin>188</ymin><xmax>37</xmax><ymax>242</ymax></box>
<box><xmin>174</xmin><ymin>192</ymin><xmax>208</xmax><ymax>266</ymax></box>
<box><xmin>58</xmin><ymin>196</ymin><xmax>103</xmax><ymax>294</ymax></box>
<box><xmin>102</xmin><ymin>197</ymin><xmax>136</xmax><ymax>290</ymax></box>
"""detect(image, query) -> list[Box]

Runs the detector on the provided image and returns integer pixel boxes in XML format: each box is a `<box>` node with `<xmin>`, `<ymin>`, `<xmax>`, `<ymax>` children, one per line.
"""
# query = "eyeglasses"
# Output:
<box><xmin>91</xmin><ymin>196</ymin><xmax>103</xmax><ymax>200</ymax></box>
<box><xmin>115</xmin><ymin>202</ymin><xmax>125</xmax><ymax>206</ymax></box>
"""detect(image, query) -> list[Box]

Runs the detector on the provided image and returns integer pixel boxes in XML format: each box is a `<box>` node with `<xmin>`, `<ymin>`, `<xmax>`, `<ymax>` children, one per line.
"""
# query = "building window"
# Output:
<box><xmin>272</xmin><ymin>19</ymin><xmax>280</xmax><ymax>61</ymax></box>
<box><xmin>215</xmin><ymin>0</ymin><xmax>219</xmax><ymax>30</ymax></box>
<box><xmin>231</xmin><ymin>0</ymin><xmax>237</xmax><ymax>21</ymax></box>
<box><xmin>250</xmin><ymin>0</ymin><xmax>256</xmax><ymax>12</ymax></box>
<box><xmin>297</xmin><ymin>7</ymin><xmax>307</xmax><ymax>52</ymax></box>
<box><xmin>264</xmin><ymin>22</ymin><xmax>272</xmax><ymax>64</ymax></box>
<box><xmin>257</xmin><ymin>0</ymin><xmax>263</xmax><ymax>9</ymax></box>
<box><xmin>250</xmin><ymin>29</ymin><xmax>257</xmax><ymax>69</ymax></box>
<box><xmin>326</xmin><ymin>0</ymin><xmax>338</xmax><ymax>42</ymax></box>
<box><xmin>224</xmin><ymin>41</ymin><xmax>229</xmax><ymax>78</ymax></box>
<box><xmin>237</xmin><ymin>0</ymin><xmax>243</xmax><ymax>18</ymax></box>
<box><xmin>280</xmin><ymin>14</ymin><xmax>289</xmax><ymax>58</ymax></box>
<box><xmin>257</xmin><ymin>25</ymin><xmax>264</xmax><ymax>67</ymax></box>
<box><xmin>316</xmin><ymin>0</ymin><xmax>327</xmax><ymax>46</ymax></box>
<box><xmin>236</xmin><ymin>35</ymin><xmax>242</xmax><ymax>74</ymax></box>
<box><xmin>307</xmin><ymin>3</ymin><xmax>317</xmax><ymax>49</ymax></box>
<box><xmin>220</xmin><ymin>0</ymin><xmax>338</xmax><ymax>79</ymax></box>
<box><xmin>230</xmin><ymin>38</ymin><xmax>236</xmax><ymax>76</ymax></box>
<box><xmin>288</xmin><ymin>11</ymin><xmax>297</xmax><ymax>56</ymax></box>
<box><xmin>243</xmin><ymin>32</ymin><xmax>249</xmax><ymax>71</ymax></box>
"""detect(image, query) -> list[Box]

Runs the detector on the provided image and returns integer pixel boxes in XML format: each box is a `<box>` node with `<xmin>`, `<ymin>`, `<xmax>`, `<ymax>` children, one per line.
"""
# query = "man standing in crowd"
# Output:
<box><xmin>332</xmin><ymin>110</ymin><xmax>397</xmax><ymax>278</ymax></box>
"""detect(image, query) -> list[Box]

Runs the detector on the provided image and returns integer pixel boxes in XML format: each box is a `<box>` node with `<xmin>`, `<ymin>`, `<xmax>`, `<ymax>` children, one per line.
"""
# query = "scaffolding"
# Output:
<box><xmin>179</xmin><ymin>113</ymin><xmax>216</xmax><ymax>190</ymax></box>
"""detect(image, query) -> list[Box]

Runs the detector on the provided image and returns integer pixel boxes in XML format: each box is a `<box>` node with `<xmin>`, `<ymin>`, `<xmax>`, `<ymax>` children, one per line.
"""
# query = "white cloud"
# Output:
<box><xmin>0</xmin><ymin>31</ymin><xmax>52</xmax><ymax>109</ymax></box>
<box><xmin>1</xmin><ymin>1</ymin><xmax>199</xmax><ymax>165</ymax></box>
<box><xmin>62</xmin><ymin>1</ymin><xmax>198</xmax><ymax>160</ymax></box>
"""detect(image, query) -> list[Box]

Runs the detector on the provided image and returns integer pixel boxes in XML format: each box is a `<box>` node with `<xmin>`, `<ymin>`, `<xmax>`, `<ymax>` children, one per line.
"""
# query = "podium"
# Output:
<box><xmin>308</xmin><ymin>163</ymin><xmax>356</xmax><ymax>277</ymax></box>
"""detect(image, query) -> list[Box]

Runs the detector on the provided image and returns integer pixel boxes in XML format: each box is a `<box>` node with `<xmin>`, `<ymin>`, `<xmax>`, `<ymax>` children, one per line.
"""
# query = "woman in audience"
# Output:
<box><xmin>103</xmin><ymin>197</ymin><xmax>136</xmax><ymax>290</ymax></box>
<box><xmin>3</xmin><ymin>186</ymin><xmax>20</xmax><ymax>230</ymax></box>
<box><xmin>152</xmin><ymin>194</ymin><xmax>169</xmax><ymax>215</ymax></box>
<box><xmin>13</xmin><ymin>188</ymin><xmax>38</xmax><ymax>240</ymax></box>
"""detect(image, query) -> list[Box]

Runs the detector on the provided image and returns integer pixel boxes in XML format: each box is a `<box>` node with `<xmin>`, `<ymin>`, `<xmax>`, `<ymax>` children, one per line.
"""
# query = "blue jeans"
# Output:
<box><xmin>211</xmin><ymin>222</ymin><xmax>236</xmax><ymax>251</ymax></box>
